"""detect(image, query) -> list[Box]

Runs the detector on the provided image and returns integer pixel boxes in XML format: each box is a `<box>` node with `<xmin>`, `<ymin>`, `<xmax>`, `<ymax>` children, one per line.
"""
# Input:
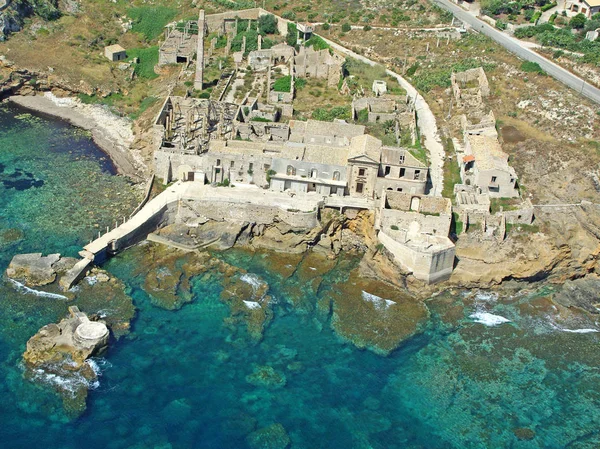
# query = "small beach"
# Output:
<box><xmin>9</xmin><ymin>93</ymin><xmax>145</xmax><ymax>179</ymax></box>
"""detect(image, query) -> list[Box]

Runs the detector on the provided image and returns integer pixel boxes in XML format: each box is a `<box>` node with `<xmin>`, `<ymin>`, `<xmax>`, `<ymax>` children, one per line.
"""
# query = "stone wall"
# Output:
<box><xmin>379</xmin><ymin>208</ymin><xmax>452</xmax><ymax>237</ymax></box>
<box><xmin>385</xmin><ymin>191</ymin><xmax>451</xmax><ymax>215</ymax></box>
<box><xmin>179</xmin><ymin>197</ymin><xmax>318</xmax><ymax>229</ymax></box>
<box><xmin>375</xmin><ymin>177</ymin><xmax>427</xmax><ymax>197</ymax></box>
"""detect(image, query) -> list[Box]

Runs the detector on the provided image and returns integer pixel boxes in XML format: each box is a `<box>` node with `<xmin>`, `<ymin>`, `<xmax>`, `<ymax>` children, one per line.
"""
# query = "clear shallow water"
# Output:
<box><xmin>0</xmin><ymin>106</ymin><xmax>599</xmax><ymax>448</ymax></box>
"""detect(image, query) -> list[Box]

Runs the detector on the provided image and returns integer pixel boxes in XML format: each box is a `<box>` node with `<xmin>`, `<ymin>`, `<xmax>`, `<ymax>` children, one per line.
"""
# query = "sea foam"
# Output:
<box><xmin>559</xmin><ymin>327</ymin><xmax>599</xmax><ymax>334</ymax></box>
<box><xmin>243</xmin><ymin>300</ymin><xmax>261</xmax><ymax>310</ymax></box>
<box><xmin>470</xmin><ymin>312</ymin><xmax>510</xmax><ymax>326</ymax></box>
<box><xmin>362</xmin><ymin>291</ymin><xmax>396</xmax><ymax>310</ymax></box>
<box><xmin>8</xmin><ymin>279</ymin><xmax>68</xmax><ymax>300</ymax></box>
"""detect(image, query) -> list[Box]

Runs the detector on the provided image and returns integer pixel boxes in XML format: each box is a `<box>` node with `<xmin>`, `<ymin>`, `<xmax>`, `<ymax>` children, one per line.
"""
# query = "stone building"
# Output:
<box><xmin>568</xmin><ymin>0</ymin><xmax>600</xmax><ymax>18</ymax></box>
<box><xmin>104</xmin><ymin>44</ymin><xmax>126</xmax><ymax>62</ymax></box>
<box><xmin>294</xmin><ymin>46</ymin><xmax>343</xmax><ymax>87</ymax></box>
<box><xmin>461</xmin><ymin>134</ymin><xmax>518</xmax><ymax>198</ymax></box>
<box><xmin>376</xmin><ymin>191</ymin><xmax>455</xmax><ymax>284</ymax></box>
<box><xmin>375</xmin><ymin>146</ymin><xmax>428</xmax><ymax>196</ymax></box>
<box><xmin>158</xmin><ymin>22</ymin><xmax>198</xmax><ymax>65</ymax></box>
<box><xmin>153</xmin><ymin>97</ymin><xmax>429</xmax><ymax>199</ymax></box>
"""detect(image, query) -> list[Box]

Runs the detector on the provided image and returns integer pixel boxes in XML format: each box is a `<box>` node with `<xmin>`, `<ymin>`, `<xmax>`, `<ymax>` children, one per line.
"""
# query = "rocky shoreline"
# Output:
<box><xmin>8</xmin><ymin>93</ymin><xmax>145</xmax><ymax>179</ymax></box>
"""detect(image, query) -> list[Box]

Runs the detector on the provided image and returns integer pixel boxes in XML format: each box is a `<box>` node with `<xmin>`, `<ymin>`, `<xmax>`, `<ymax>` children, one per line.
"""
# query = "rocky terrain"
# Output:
<box><xmin>23</xmin><ymin>306</ymin><xmax>108</xmax><ymax>418</ymax></box>
<box><xmin>6</xmin><ymin>252</ymin><xmax>136</xmax><ymax>417</ymax></box>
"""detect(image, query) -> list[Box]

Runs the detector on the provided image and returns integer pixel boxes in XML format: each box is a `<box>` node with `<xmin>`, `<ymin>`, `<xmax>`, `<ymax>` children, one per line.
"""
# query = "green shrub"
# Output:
<box><xmin>273</xmin><ymin>75</ymin><xmax>292</xmax><ymax>92</ymax></box>
<box><xmin>521</xmin><ymin>61</ymin><xmax>545</xmax><ymax>75</ymax></box>
<box><xmin>295</xmin><ymin>77</ymin><xmax>307</xmax><ymax>89</ymax></box>
<box><xmin>31</xmin><ymin>0</ymin><xmax>61</xmax><ymax>20</ymax></box>
<box><xmin>311</xmin><ymin>106</ymin><xmax>351</xmax><ymax>121</ymax></box>
<box><xmin>530</xmin><ymin>11</ymin><xmax>542</xmax><ymax>24</ymax></box>
<box><xmin>258</xmin><ymin>14</ymin><xmax>278</xmax><ymax>35</ymax></box>
<box><xmin>406</xmin><ymin>62</ymin><xmax>420</xmax><ymax>76</ymax></box>
<box><xmin>127</xmin><ymin>47</ymin><xmax>159</xmax><ymax>80</ymax></box>
<box><xmin>390</xmin><ymin>225</ymin><xmax>399</xmax><ymax>231</ymax></box>
<box><xmin>282</xmin><ymin>11</ymin><xmax>296</xmax><ymax>20</ymax></box>
<box><xmin>363</xmin><ymin>25</ymin><xmax>372</xmax><ymax>31</ymax></box>
<box><xmin>286</xmin><ymin>22</ymin><xmax>297</xmax><ymax>46</ymax></box>
<box><xmin>342</xmin><ymin>23</ymin><xmax>352</xmax><ymax>32</ymax></box>
<box><xmin>305</xmin><ymin>35</ymin><xmax>330</xmax><ymax>51</ymax></box>
<box><xmin>569</xmin><ymin>13</ymin><xmax>587</xmax><ymax>29</ymax></box>
<box><xmin>357</xmin><ymin>108</ymin><xmax>369</xmax><ymax>123</ymax></box>
<box><xmin>322</xmin><ymin>23</ymin><xmax>330</xmax><ymax>30</ymax></box>
<box><xmin>541</xmin><ymin>1</ymin><xmax>557</xmax><ymax>12</ymax></box>
<box><xmin>128</xmin><ymin>6</ymin><xmax>178</xmax><ymax>41</ymax></box>
<box><xmin>496</xmin><ymin>20</ymin><xmax>507</xmax><ymax>30</ymax></box>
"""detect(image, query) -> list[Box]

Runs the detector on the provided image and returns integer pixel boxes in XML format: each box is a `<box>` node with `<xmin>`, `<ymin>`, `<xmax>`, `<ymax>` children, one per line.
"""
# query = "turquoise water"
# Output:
<box><xmin>1</xmin><ymin>105</ymin><xmax>600</xmax><ymax>448</ymax></box>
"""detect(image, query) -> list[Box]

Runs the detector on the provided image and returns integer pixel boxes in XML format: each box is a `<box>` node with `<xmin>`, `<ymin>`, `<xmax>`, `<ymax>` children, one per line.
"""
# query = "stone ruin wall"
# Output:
<box><xmin>178</xmin><ymin>198</ymin><xmax>318</xmax><ymax>230</ymax></box>
<box><xmin>451</xmin><ymin>67</ymin><xmax>490</xmax><ymax>108</ymax></box>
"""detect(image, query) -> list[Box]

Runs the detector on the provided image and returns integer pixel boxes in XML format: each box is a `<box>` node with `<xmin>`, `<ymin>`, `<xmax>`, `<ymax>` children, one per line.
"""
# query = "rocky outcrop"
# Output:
<box><xmin>449</xmin><ymin>232</ymin><xmax>572</xmax><ymax>288</ymax></box>
<box><xmin>6</xmin><ymin>252</ymin><xmax>90</xmax><ymax>289</ymax></box>
<box><xmin>23</xmin><ymin>306</ymin><xmax>109</xmax><ymax>418</ymax></box>
<box><xmin>552</xmin><ymin>275</ymin><xmax>600</xmax><ymax>315</ymax></box>
<box><xmin>6</xmin><ymin>253</ymin><xmax>63</xmax><ymax>286</ymax></box>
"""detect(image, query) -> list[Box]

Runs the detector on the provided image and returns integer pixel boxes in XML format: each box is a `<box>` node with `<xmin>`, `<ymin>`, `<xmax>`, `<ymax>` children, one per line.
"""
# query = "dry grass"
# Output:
<box><xmin>293</xmin><ymin>77</ymin><xmax>349</xmax><ymax>114</ymax></box>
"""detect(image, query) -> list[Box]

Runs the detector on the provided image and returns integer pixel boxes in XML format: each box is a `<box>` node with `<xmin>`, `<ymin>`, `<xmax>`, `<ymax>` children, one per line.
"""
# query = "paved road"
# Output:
<box><xmin>431</xmin><ymin>0</ymin><xmax>600</xmax><ymax>105</ymax></box>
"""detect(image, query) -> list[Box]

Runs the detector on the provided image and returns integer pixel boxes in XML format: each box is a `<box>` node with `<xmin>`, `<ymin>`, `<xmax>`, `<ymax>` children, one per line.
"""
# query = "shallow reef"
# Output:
<box><xmin>328</xmin><ymin>268</ymin><xmax>430</xmax><ymax>356</ymax></box>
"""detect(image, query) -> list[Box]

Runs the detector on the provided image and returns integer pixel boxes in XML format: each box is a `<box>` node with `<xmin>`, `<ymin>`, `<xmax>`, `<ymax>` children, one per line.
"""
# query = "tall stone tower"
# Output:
<box><xmin>194</xmin><ymin>10</ymin><xmax>206</xmax><ymax>90</ymax></box>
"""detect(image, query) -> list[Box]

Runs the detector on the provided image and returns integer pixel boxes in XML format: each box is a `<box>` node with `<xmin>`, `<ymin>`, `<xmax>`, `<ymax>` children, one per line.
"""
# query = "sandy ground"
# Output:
<box><xmin>9</xmin><ymin>93</ymin><xmax>146</xmax><ymax>179</ymax></box>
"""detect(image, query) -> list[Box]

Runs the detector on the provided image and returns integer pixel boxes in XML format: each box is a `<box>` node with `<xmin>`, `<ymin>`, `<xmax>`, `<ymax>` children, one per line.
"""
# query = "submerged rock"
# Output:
<box><xmin>246</xmin><ymin>365</ymin><xmax>286</xmax><ymax>389</ymax></box>
<box><xmin>247</xmin><ymin>423</ymin><xmax>290</xmax><ymax>449</ymax></box>
<box><xmin>221</xmin><ymin>271</ymin><xmax>274</xmax><ymax>341</ymax></box>
<box><xmin>329</xmin><ymin>269</ymin><xmax>429</xmax><ymax>356</ymax></box>
<box><xmin>0</xmin><ymin>227</ymin><xmax>24</xmax><ymax>247</ymax></box>
<box><xmin>513</xmin><ymin>427</ymin><xmax>535</xmax><ymax>441</ymax></box>
<box><xmin>23</xmin><ymin>306</ymin><xmax>109</xmax><ymax>418</ymax></box>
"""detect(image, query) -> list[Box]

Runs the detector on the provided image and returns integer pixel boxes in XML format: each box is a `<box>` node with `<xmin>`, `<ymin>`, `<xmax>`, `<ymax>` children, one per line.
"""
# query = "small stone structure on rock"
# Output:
<box><xmin>23</xmin><ymin>306</ymin><xmax>109</xmax><ymax>417</ymax></box>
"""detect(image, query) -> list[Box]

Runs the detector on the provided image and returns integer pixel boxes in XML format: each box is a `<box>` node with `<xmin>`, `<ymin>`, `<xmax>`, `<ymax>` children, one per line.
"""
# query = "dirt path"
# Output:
<box><xmin>319</xmin><ymin>35</ymin><xmax>446</xmax><ymax>196</ymax></box>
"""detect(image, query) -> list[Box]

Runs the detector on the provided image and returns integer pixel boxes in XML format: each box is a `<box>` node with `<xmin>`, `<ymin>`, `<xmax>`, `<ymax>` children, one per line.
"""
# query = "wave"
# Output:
<box><xmin>240</xmin><ymin>273</ymin><xmax>263</xmax><ymax>290</ymax></box>
<box><xmin>243</xmin><ymin>300</ymin><xmax>261</xmax><ymax>310</ymax></box>
<box><xmin>7</xmin><ymin>279</ymin><xmax>68</xmax><ymax>300</ymax></box>
<box><xmin>558</xmin><ymin>327</ymin><xmax>598</xmax><ymax>334</ymax></box>
<box><xmin>470</xmin><ymin>312</ymin><xmax>510</xmax><ymax>326</ymax></box>
<box><xmin>473</xmin><ymin>291</ymin><xmax>498</xmax><ymax>302</ymax></box>
<box><xmin>362</xmin><ymin>291</ymin><xmax>395</xmax><ymax>310</ymax></box>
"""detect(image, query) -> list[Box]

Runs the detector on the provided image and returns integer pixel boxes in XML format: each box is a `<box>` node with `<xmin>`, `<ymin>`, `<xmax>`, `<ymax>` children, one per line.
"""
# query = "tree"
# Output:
<box><xmin>342</xmin><ymin>22</ymin><xmax>351</xmax><ymax>32</ymax></box>
<box><xmin>286</xmin><ymin>22</ymin><xmax>297</xmax><ymax>47</ymax></box>
<box><xmin>569</xmin><ymin>13</ymin><xmax>587</xmax><ymax>29</ymax></box>
<box><xmin>258</xmin><ymin>14</ymin><xmax>278</xmax><ymax>35</ymax></box>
